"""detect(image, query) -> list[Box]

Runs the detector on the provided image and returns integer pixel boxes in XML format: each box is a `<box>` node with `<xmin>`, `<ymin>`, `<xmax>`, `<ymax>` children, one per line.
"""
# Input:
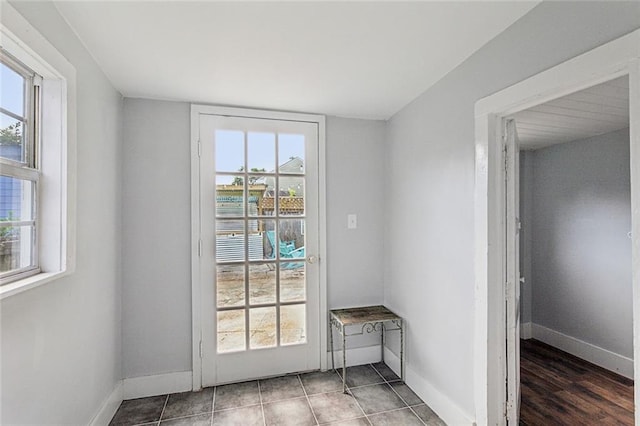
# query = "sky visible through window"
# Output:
<box><xmin>1</xmin><ymin>61</ymin><xmax>25</xmax><ymax>123</ymax></box>
<box><xmin>216</xmin><ymin>130</ymin><xmax>304</xmax><ymax>185</ymax></box>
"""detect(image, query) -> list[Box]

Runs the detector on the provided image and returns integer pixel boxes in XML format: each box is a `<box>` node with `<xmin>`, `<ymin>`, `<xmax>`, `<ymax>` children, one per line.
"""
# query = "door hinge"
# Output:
<box><xmin>198</xmin><ymin>239</ymin><xmax>202</xmax><ymax>257</ymax></box>
<box><xmin>197</xmin><ymin>140</ymin><xmax>202</xmax><ymax>157</ymax></box>
<box><xmin>199</xmin><ymin>341</ymin><xmax>203</xmax><ymax>358</ymax></box>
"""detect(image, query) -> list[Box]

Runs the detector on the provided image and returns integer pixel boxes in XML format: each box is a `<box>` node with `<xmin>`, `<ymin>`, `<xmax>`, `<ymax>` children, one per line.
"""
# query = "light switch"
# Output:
<box><xmin>347</xmin><ymin>214</ymin><xmax>357</xmax><ymax>229</ymax></box>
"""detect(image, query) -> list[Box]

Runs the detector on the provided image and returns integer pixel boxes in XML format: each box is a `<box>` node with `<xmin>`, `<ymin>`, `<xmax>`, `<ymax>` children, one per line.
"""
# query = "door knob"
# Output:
<box><xmin>306</xmin><ymin>255</ymin><xmax>317</xmax><ymax>264</ymax></box>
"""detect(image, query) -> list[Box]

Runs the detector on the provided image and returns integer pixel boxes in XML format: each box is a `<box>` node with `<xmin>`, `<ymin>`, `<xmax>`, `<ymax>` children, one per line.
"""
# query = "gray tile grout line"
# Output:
<box><xmin>301</xmin><ymin>369</ymin><xmax>368</xmax><ymax>426</ymax></box>
<box><xmin>297</xmin><ymin>374</ymin><xmax>320</xmax><ymax>425</ymax></box>
<box><xmin>155</xmin><ymin>389</ymin><xmax>218</xmax><ymax>423</ymax></box>
<box><xmin>368</xmin><ymin>363</ymin><xmax>388</xmax><ymax>382</ymax></box>
<box><xmin>383</xmin><ymin>380</ymin><xmax>427</xmax><ymax>426</ymax></box>
<box><xmin>257</xmin><ymin>379</ymin><xmax>267</xmax><ymax>426</ymax></box>
<box><xmin>210</xmin><ymin>386</ymin><xmax>216</xmax><ymax>426</ymax></box>
<box><xmin>161</xmin><ymin>412</ymin><xmax>213</xmax><ymax>423</ymax></box>
<box><xmin>370</xmin><ymin>362</ymin><xmax>430</xmax><ymax>426</ymax></box>
<box><xmin>213</xmin><ymin>402</ymin><xmax>262</xmax><ymax>413</ymax></box>
<box><xmin>369</xmin><ymin>362</ymin><xmax>401</xmax><ymax>385</ymax></box>
<box><xmin>336</xmin><ymin>370</ymin><xmax>372</xmax><ymax>426</ymax></box>
<box><xmin>348</xmin><ymin>390</ymin><xmax>373</xmax><ymax>426</ymax></box>
<box><xmin>337</xmin><ymin>363</ymin><xmax>400</xmax><ymax>390</ymax></box>
<box><xmin>407</xmin><ymin>405</ymin><xmax>428</xmax><ymax>426</ymax></box>
<box><xmin>331</xmin><ymin>363</ymin><xmax>403</xmax><ymax>425</ymax></box>
<box><xmin>335</xmin><ymin>373</ymin><xmax>385</xmax><ymax>390</ymax></box>
<box><xmin>366</xmin><ymin>405</ymin><xmax>426</xmax><ymax>422</ymax></box>
<box><xmin>340</xmin><ymin>380</ymin><xmax>389</xmax><ymax>391</ymax></box>
<box><xmin>368</xmin><ymin>362</ymin><xmax>429</xmax><ymax>425</ymax></box>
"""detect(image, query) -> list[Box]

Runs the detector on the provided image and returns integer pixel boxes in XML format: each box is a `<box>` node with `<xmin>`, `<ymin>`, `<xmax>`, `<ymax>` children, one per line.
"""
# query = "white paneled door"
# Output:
<box><xmin>197</xmin><ymin>112</ymin><xmax>321</xmax><ymax>386</ymax></box>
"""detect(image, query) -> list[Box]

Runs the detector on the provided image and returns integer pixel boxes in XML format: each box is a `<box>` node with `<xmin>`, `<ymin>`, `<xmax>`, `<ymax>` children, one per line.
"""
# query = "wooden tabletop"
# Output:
<box><xmin>330</xmin><ymin>305</ymin><xmax>401</xmax><ymax>325</ymax></box>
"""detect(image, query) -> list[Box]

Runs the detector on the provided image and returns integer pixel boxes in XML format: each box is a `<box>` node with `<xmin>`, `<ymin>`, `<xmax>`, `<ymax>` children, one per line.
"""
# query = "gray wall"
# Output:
<box><xmin>520</xmin><ymin>152</ymin><xmax>534</xmax><ymax>325</ymax></box>
<box><xmin>0</xmin><ymin>2</ymin><xmax>123</xmax><ymax>424</ymax></box>
<box><xmin>385</xmin><ymin>1</ymin><xmax>639</xmax><ymax>419</ymax></box>
<box><xmin>326</xmin><ymin>117</ymin><xmax>386</xmax><ymax>309</ymax></box>
<box><xmin>121</xmin><ymin>100</ymin><xmax>386</xmax><ymax>378</ymax></box>
<box><xmin>122</xmin><ymin>100</ymin><xmax>192</xmax><ymax>377</ymax></box>
<box><xmin>521</xmin><ymin>129</ymin><xmax>632</xmax><ymax>357</ymax></box>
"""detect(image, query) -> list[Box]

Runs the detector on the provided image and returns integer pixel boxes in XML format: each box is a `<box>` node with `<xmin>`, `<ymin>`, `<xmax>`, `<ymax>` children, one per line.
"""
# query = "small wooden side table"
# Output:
<box><xmin>329</xmin><ymin>305</ymin><xmax>404</xmax><ymax>394</ymax></box>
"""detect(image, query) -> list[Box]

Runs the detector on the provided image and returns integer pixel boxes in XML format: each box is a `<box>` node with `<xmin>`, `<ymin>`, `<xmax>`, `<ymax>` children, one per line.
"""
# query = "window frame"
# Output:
<box><xmin>0</xmin><ymin>3</ymin><xmax>77</xmax><ymax>299</ymax></box>
<box><xmin>0</xmin><ymin>50</ymin><xmax>42</xmax><ymax>283</ymax></box>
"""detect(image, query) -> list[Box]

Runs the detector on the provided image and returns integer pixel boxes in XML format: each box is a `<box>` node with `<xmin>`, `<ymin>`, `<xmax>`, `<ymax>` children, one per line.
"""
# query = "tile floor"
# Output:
<box><xmin>109</xmin><ymin>362</ymin><xmax>446</xmax><ymax>426</ymax></box>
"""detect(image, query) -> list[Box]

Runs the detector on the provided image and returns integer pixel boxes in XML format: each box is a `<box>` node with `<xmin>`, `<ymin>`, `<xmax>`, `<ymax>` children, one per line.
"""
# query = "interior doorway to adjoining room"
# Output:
<box><xmin>473</xmin><ymin>28</ymin><xmax>640</xmax><ymax>426</ymax></box>
<box><xmin>508</xmin><ymin>76</ymin><xmax>633</xmax><ymax>424</ymax></box>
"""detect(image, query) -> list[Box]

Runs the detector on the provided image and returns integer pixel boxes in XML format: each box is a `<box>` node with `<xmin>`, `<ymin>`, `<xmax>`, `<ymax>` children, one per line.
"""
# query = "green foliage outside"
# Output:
<box><xmin>0</xmin><ymin>212</ymin><xmax>17</xmax><ymax>242</ymax></box>
<box><xmin>232</xmin><ymin>167</ymin><xmax>266</xmax><ymax>185</ymax></box>
<box><xmin>0</xmin><ymin>121</ymin><xmax>22</xmax><ymax>146</ymax></box>
<box><xmin>0</xmin><ymin>122</ymin><xmax>22</xmax><ymax>242</ymax></box>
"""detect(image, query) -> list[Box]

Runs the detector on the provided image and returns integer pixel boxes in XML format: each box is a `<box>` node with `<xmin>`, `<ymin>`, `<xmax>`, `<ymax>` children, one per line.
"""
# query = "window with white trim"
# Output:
<box><xmin>0</xmin><ymin>8</ymin><xmax>76</xmax><ymax>297</ymax></box>
<box><xmin>0</xmin><ymin>50</ymin><xmax>41</xmax><ymax>283</ymax></box>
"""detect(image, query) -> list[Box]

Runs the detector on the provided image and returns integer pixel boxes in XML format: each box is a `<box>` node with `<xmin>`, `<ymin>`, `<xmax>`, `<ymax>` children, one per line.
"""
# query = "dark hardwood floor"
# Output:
<box><xmin>520</xmin><ymin>339</ymin><xmax>634</xmax><ymax>425</ymax></box>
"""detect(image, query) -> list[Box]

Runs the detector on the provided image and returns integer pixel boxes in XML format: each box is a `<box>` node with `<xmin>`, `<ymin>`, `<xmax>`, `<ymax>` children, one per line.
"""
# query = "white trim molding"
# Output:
<box><xmin>328</xmin><ymin>344</ymin><xmax>385</xmax><ymax>369</ymax></box>
<box><xmin>123</xmin><ymin>371</ymin><xmax>193</xmax><ymax>400</ymax></box>
<box><xmin>474</xmin><ymin>28</ymin><xmax>640</xmax><ymax>425</ymax></box>
<box><xmin>531</xmin><ymin>324</ymin><xmax>634</xmax><ymax>379</ymax></box>
<box><xmin>520</xmin><ymin>322</ymin><xmax>532</xmax><ymax>340</ymax></box>
<box><xmin>89</xmin><ymin>382</ymin><xmax>123</xmax><ymax>426</ymax></box>
<box><xmin>383</xmin><ymin>348</ymin><xmax>474</xmax><ymax>426</ymax></box>
<box><xmin>89</xmin><ymin>372</ymin><xmax>195</xmax><ymax>425</ymax></box>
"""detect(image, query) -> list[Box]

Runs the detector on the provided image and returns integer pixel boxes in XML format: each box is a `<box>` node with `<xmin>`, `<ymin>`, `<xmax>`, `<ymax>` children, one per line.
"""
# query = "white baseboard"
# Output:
<box><xmin>383</xmin><ymin>348</ymin><xmax>475</xmax><ymax>426</ymax></box>
<box><xmin>327</xmin><ymin>344</ymin><xmax>384</xmax><ymax>368</ymax></box>
<box><xmin>382</xmin><ymin>346</ymin><xmax>401</xmax><ymax>376</ymax></box>
<box><xmin>123</xmin><ymin>371</ymin><xmax>193</xmax><ymax>399</ymax></box>
<box><xmin>326</xmin><ymin>345</ymin><xmax>473</xmax><ymax>424</ymax></box>
<box><xmin>520</xmin><ymin>321</ymin><xmax>532</xmax><ymax>340</ymax></box>
<box><xmin>89</xmin><ymin>381</ymin><xmax>123</xmax><ymax>426</ymax></box>
<box><xmin>531</xmin><ymin>323</ymin><xmax>633</xmax><ymax>379</ymax></box>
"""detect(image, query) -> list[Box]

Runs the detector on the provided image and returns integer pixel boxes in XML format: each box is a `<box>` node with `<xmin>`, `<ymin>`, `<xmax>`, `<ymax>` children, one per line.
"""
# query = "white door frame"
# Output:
<box><xmin>473</xmin><ymin>29</ymin><xmax>640</xmax><ymax>425</ymax></box>
<box><xmin>190</xmin><ymin>104</ymin><xmax>327</xmax><ymax>391</ymax></box>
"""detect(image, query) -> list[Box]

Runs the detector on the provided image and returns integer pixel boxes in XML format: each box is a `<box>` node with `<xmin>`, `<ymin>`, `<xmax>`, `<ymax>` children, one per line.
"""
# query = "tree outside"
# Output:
<box><xmin>232</xmin><ymin>166</ymin><xmax>266</xmax><ymax>185</ymax></box>
<box><xmin>0</xmin><ymin>121</ymin><xmax>22</xmax><ymax>146</ymax></box>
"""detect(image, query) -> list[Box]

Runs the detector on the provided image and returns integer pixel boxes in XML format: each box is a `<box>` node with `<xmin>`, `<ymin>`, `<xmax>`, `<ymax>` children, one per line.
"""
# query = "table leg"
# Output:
<box><xmin>342</xmin><ymin>326</ymin><xmax>347</xmax><ymax>394</ymax></box>
<box><xmin>330</xmin><ymin>316</ymin><xmax>335</xmax><ymax>371</ymax></box>
<box><xmin>381</xmin><ymin>323</ymin><xmax>385</xmax><ymax>364</ymax></box>
<box><xmin>400</xmin><ymin>319</ymin><xmax>405</xmax><ymax>382</ymax></box>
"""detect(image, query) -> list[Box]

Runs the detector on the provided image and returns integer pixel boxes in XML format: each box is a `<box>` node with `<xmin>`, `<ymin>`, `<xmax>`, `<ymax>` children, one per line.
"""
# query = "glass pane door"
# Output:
<box><xmin>199</xmin><ymin>114</ymin><xmax>320</xmax><ymax>385</ymax></box>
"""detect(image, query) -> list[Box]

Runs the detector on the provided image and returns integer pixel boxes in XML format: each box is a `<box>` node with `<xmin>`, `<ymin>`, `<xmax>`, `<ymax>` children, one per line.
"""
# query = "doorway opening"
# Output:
<box><xmin>509</xmin><ymin>76</ymin><xmax>633</xmax><ymax>424</ymax></box>
<box><xmin>473</xmin><ymin>29</ymin><xmax>640</xmax><ymax>426</ymax></box>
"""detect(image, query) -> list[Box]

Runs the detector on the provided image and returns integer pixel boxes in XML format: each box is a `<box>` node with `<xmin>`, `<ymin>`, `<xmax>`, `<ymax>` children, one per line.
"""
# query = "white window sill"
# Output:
<box><xmin>0</xmin><ymin>271</ymin><xmax>69</xmax><ymax>300</ymax></box>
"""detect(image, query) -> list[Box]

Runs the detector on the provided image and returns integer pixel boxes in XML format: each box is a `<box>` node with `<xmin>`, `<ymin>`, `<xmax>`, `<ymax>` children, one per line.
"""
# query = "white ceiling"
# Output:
<box><xmin>513</xmin><ymin>76</ymin><xmax>630</xmax><ymax>150</ymax></box>
<box><xmin>54</xmin><ymin>1</ymin><xmax>539</xmax><ymax>120</ymax></box>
